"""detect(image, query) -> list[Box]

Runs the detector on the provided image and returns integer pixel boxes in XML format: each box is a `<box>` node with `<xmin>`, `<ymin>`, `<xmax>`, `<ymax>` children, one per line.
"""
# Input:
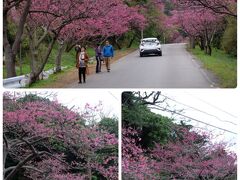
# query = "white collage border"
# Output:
<box><xmin>0</xmin><ymin>1</ymin><xmax>239</xmax><ymax>180</ymax></box>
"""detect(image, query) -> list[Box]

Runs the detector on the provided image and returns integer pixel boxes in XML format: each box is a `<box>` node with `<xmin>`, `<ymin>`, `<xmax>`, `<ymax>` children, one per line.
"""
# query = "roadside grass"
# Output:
<box><xmin>29</xmin><ymin>46</ymin><xmax>138</xmax><ymax>88</ymax></box>
<box><xmin>3</xmin><ymin>46</ymin><xmax>95</xmax><ymax>79</ymax></box>
<box><xmin>189</xmin><ymin>46</ymin><xmax>237</xmax><ymax>88</ymax></box>
<box><xmin>29</xmin><ymin>70</ymin><xmax>67</xmax><ymax>88</ymax></box>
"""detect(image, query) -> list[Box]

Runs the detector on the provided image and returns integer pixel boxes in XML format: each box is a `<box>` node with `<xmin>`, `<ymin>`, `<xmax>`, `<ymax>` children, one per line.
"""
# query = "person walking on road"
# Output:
<box><xmin>76</xmin><ymin>47</ymin><xmax>89</xmax><ymax>83</ymax></box>
<box><xmin>102</xmin><ymin>40</ymin><xmax>114</xmax><ymax>72</ymax></box>
<box><xmin>95</xmin><ymin>43</ymin><xmax>102</xmax><ymax>73</ymax></box>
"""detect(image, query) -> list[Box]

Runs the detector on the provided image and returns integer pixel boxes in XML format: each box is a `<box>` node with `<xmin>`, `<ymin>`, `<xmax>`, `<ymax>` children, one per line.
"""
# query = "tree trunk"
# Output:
<box><xmin>204</xmin><ymin>44</ymin><xmax>208</xmax><ymax>55</ymax></box>
<box><xmin>189</xmin><ymin>37</ymin><xmax>195</xmax><ymax>49</ymax></box>
<box><xmin>65</xmin><ymin>41</ymin><xmax>75</xmax><ymax>52</ymax></box>
<box><xmin>3</xmin><ymin>0</ymin><xmax>31</xmax><ymax>78</ymax></box>
<box><xmin>199</xmin><ymin>37</ymin><xmax>205</xmax><ymax>51</ymax></box>
<box><xmin>29</xmin><ymin>37</ymin><xmax>57</xmax><ymax>85</ymax></box>
<box><xmin>5</xmin><ymin>153</ymin><xmax>36</xmax><ymax>180</ymax></box>
<box><xmin>127</xmin><ymin>34</ymin><xmax>136</xmax><ymax>48</ymax></box>
<box><xmin>87</xmin><ymin>156</ymin><xmax>92</xmax><ymax>180</ymax></box>
<box><xmin>113</xmin><ymin>36</ymin><xmax>122</xmax><ymax>50</ymax></box>
<box><xmin>3</xmin><ymin>134</ymin><xmax>9</xmax><ymax>177</ymax></box>
<box><xmin>27</xmin><ymin>27</ymin><xmax>57</xmax><ymax>85</ymax></box>
<box><xmin>55</xmin><ymin>41</ymin><xmax>65</xmax><ymax>73</ymax></box>
<box><xmin>4</xmin><ymin>45</ymin><xmax>17</xmax><ymax>78</ymax></box>
<box><xmin>204</xmin><ymin>42</ymin><xmax>212</xmax><ymax>56</ymax></box>
<box><xmin>29</xmin><ymin>47</ymin><xmax>40</xmax><ymax>83</ymax></box>
<box><xmin>204</xmin><ymin>30</ymin><xmax>212</xmax><ymax>56</ymax></box>
<box><xmin>208</xmin><ymin>45</ymin><xmax>212</xmax><ymax>56</ymax></box>
<box><xmin>3</xmin><ymin>11</ymin><xmax>17</xmax><ymax>77</ymax></box>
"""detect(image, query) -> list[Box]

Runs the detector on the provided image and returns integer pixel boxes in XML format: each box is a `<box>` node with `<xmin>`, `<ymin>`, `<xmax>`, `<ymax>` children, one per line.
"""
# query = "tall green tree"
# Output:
<box><xmin>222</xmin><ymin>17</ymin><xmax>237</xmax><ymax>56</ymax></box>
<box><xmin>122</xmin><ymin>92</ymin><xmax>173</xmax><ymax>148</ymax></box>
<box><xmin>99</xmin><ymin>117</ymin><xmax>118</xmax><ymax>137</ymax></box>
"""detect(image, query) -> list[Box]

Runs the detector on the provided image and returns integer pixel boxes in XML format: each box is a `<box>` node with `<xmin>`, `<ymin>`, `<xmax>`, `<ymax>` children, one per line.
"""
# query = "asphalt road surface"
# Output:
<box><xmin>69</xmin><ymin>43</ymin><xmax>218</xmax><ymax>88</ymax></box>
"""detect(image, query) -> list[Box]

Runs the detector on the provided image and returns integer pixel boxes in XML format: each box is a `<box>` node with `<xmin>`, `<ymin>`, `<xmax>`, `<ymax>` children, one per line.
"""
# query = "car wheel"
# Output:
<box><xmin>159</xmin><ymin>51</ymin><xmax>162</xmax><ymax>56</ymax></box>
<box><xmin>140</xmin><ymin>53</ymin><xmax>143</xmax><ymax>57</ymax></box>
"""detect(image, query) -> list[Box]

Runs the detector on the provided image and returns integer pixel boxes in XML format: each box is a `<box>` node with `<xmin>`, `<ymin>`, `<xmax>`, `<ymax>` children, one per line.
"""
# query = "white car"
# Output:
<box><xmin>139</xmin><ymin>38</ymin><xmax>162</xmax><ymax>57</ymax></box>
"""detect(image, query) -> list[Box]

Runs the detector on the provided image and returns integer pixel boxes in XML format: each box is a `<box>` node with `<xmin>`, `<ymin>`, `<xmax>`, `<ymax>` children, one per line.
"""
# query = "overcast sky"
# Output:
<box><xmin>149</xmin><ymin>90</ymin><xmax>239</xmax><ymax>152</ymax></box>
<box><xmin>56</xmin><ymin>90</ymin><xmax>121</xmax><ymax>119</ymax></box>
<box><xmin>21</xmin><ymin>89</ymin><xmax>238</xmax><ymax>152</ymax></box>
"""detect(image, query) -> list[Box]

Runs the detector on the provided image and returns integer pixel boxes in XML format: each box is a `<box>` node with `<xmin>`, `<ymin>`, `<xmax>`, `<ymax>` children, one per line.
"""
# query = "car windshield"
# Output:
<box><xmin>144</xmin><ymin>42</ymin><xmax>155</xmax><ymax>45</ymax></box>
<box><xmin>142</xmin><ymin>41</ymin><xmax>159</xmax><ymax>45</ymax></box>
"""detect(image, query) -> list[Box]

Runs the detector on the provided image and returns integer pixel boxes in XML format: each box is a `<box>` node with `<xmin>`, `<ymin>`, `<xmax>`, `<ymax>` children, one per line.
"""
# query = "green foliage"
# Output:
<box><xmin>17</xmin><ymin>94</ymin><xmax>50</xmax><ymax>103</ymax></box>
<box><xmin>122</xmin><ymin>92</ymin><xmax>173</xmax><ymax>148</ymax></box>
<box><xmin>190</xmin><ymin>46</ymin><xmax>237</xmax><ymax>88</ymax></box>
<box><xmin>140</xmin><ymin>113</ymin><xmax>172</xmax><ymax>148</ymax></box>
<box><xmin>3</xmin><ymin>95</ymin><xmax>19</xmax><ymax>112</ymax></box>
<box><xmin>221</xmin><ymin>17</ymin><xmax>237</xmax><ymax>57</ymax></box>
<box><xmin>124</xmin><ymin>0</ymin><xmax>148</xmax><ymax>6</ymax></box>
<box><xmin>3</xmin><ymin>24</ymin><xmax>96</xmax><ymax>78</ymax></box>
<box><xmin>3</xmin><ymin>43</ymin><xmax>77</xmax><ymax>78</ymax></box>
<box><xmin>143</xmin><ymin>1</ymin><xmax>162</xmax><ymax>37</ymax></box>
<box><xmin>123</xmin><ymin>0</ymin><xmax>168</xmax><ymax>44</ymax></box>
<box><xmin>7</xmin><ymin>21</ymin><xmax>17</xmax><ymax>46</ymax></box>
<box><xmin>162</xmin><ymin>0</ymin><xmax>174</xmax><ymax>16</ymax></box>
<box><xmin>50</xmin><ymin>137</ymin><xmax>67</xmax><ymax>152</ymax></box>
<box><xmin>91</xmin><ymin>176</ymin><xmax>98</xmax><ymax>180</ymax></box>
<box><xmin>99</xmin><ymin>117</ymin><xmax>118</xmax><ymax>137</ymax></box>
<box><xmin>29</xmin><ymin>70</ymin><xmax>67</xmax><ymax>88</ymax></box>
<box><xmin>212</xmin><ymin>29</ymin><xmax>225</xmax><ymax>50</ymax></box>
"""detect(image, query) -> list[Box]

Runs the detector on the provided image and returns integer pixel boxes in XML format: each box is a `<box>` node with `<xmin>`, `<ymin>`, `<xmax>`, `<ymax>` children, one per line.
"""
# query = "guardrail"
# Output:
<box><xmin>3</xmin><ymin>66</ymin><xmax>67</xmax><ymax>88</ymax></box>
<box><xmin>3</xmin><ymin>75</ymin><xmax>27</xmax><ymax>88</ymax></box>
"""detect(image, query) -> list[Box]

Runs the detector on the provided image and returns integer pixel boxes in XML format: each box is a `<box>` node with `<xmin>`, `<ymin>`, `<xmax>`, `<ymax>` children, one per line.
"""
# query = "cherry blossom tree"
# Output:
<box><xmin>174</xmin><ymin>0</ymin><xmax>237</xmax><ymax>18</ymax></box>
<box><xmin>151</xmin><ymin>127</ymin><xmax>237</xmax><ymax>179</ymax></box>
<box><xmin>122</xmin><ymin>126</ymin><xmax>237</xmax><ymax>179</ymax></box>
<box><xmin>122</xmin><ymin>91</ymin><xmax>237</xmax><ymax>179</ymax></box>
<box><xmin>4</xmin><ymin>0</ymin><xmax>146</xmax><ymax>83</ymax></box>
<box><xmin>167</xmin><ymin>8</ymin><xmax>224</xmax><ymax>55</ymax></box>
<box><xmin>165</xmin><ymin>1</ymin><xmax>226</xmax><ymax>55</ymax></box>
<box><xmin>56</xmin><ymin>2</ymin><xmax>146</xmax><ymax>68</ymax></box>
<box><xmin>3</xmin><ymin>0</ymin><xmax>31</xmax><ymax>77</ymax></box>
<box><xmin>3</xmin><ymin>93</ymin><xmax>118</xmax><ymax>180</ymax></box>
<box><xmin>122</xmin><ymin>127</ymin><xmax>158</xmax><ymax>180</ymax></box>
<box><xmin>24</xmin><ymin>0</ymin><xmax>104</xmax><ymax>84</ymax></box>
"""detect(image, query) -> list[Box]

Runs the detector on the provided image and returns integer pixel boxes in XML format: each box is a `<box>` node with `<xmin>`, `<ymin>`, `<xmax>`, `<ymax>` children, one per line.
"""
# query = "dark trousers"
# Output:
<box><xmin>96</xmin><ymin>56</ymin><xmax>101</xmax><ymax>73</ymax></box>
<box><xmin>78</xmin><ymin>67</ymin><xmax>86</xmax><ymax>83</ymax></box>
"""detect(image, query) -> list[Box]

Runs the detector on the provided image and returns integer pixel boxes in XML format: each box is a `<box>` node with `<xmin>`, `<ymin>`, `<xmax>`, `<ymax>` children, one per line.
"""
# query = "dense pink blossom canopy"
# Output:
<box><xmin>122</xmin><ymin>126</ymin><xmax>236</xmax><ymax>179</ymax></box>
<box><xmin>3</xmin><ymin>94</ymin><xmax>118</xmax><ymax>179</ymax></box>
<box><xmin>10</xmin><ymin>0</ymin><xmax>146</xmax><ymax>41</ymax></box>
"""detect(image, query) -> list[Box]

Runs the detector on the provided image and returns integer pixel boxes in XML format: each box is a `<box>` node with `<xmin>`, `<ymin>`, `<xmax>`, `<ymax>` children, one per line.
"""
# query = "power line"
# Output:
<box><xmin>185</xmin><ymin>92</ymin><xmax>238</xmax><ymax>119</ymax></box>
<box><xmin>160</xmin><ymin>94</ymin><xmax>237</xmax><ymax>126</ymax></box>
<box><xmin>150</xmin><ymin>106</ymin><xmax>237</xmax><ymax>135</ymax></box>
<box><xmin>122</xmin><ymin>92</ymin><xmax>237</xmax><ymax>134</ymax></box>
<box><xmin>108</xmin><ymin>91</ymin><xmax>120</xmax><ymax>102</ymax></box>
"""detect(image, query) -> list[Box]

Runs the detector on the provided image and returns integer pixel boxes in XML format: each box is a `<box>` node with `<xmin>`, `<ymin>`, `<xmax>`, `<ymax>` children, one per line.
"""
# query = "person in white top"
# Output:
<box><xmin>76</xmin><ymin>47</ymin><xmax>89</xmax><ymax>83</ymax></box>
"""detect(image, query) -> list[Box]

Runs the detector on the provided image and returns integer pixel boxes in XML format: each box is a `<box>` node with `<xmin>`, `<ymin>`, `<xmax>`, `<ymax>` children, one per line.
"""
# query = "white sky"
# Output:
<box><xmin>55</xmin><ymin>90</ymin><xmax>238</xmax><ymax>151</ymax></box>
<box><xmin>6</xmin><ymin>89</ymin><xmax>238</xmax><ymax>152</ymax></box>
<box><xmin>149</xmin><ymin>90</ymin><xmax>239</xmax><ymax>152</ymax></box>
<box><xmin>56</xmin><ymin>90</ymin><xmax>121</xmax><ymax>119</ymax></box>
<box><xmin>23</xmin><ymin>89</ymin><xmax>238</xmax><ymax>151</ymax></box>
<box><xmin>7</xmin><ymin>90</ymin><xmax>121</xmax><ymax>122</ymax></box>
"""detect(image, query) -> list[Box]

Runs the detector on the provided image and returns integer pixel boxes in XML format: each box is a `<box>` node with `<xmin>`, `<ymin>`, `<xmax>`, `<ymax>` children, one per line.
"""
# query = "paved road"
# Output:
<box><xmin>69</xmin><ymin>43</ymin><xmax>218</xmax><ymax>88</ymax></box>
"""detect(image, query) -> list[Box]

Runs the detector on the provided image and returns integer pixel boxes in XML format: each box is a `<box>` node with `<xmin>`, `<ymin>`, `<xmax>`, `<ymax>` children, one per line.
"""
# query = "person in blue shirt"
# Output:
<box><xmin>102</xmin><ymin>40</ymin><xmax>114</xmax><ymax>72</ymax></box>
